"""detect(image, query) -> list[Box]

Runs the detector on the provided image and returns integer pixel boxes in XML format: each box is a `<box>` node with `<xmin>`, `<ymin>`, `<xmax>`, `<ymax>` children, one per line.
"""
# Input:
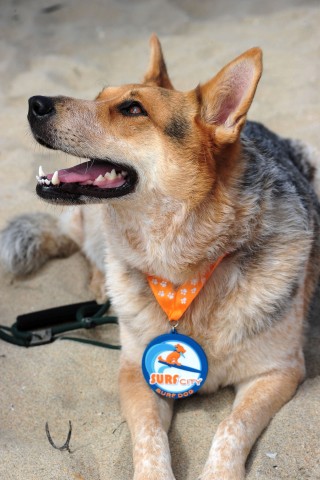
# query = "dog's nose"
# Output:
<box><xmin>28</xmin><ymin>96</ymin><xmax>55</xmax><ymax>118</ymax></box>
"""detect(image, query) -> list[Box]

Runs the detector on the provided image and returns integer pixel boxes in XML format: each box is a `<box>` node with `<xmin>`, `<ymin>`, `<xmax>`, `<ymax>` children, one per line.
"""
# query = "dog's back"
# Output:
<box><xmin>244</xmin><ymin>120</ymin><xmax>318</xmax><ymax>185</ymax></box>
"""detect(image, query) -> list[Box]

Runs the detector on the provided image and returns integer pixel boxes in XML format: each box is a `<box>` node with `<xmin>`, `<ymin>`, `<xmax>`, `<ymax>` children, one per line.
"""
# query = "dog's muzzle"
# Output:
<box><xmin>27</xmin><ymin>95</ymin><xmax>138</xmax><ymax>204</ymax></box>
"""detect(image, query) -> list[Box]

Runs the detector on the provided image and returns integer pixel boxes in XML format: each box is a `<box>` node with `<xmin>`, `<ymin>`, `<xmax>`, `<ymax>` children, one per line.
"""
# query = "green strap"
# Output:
<box><xmin>0</xmin><ymin>300</ymin><xmax>121</xmax><ymax>349</ymax></box>
<box><xmin>59</xmin><ymin>337</ymin><xmax>120</xmax><ymax>350</ymax></box>
<box><xmin>0</xmin><ymin>325</ymin><xmax>29</xmax><ymax>346</ymax></box>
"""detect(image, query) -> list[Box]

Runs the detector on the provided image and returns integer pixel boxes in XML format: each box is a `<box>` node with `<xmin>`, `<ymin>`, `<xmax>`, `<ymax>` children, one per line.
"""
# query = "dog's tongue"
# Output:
<box><xmin>47</xmin><ymin>162</ymin><xmax>105</xmax><ymax>183</ymax></box>
<box><xmin>45</xmin><ymin>160</ymin><xmax>126</xmax><ymax>188</ymax></box>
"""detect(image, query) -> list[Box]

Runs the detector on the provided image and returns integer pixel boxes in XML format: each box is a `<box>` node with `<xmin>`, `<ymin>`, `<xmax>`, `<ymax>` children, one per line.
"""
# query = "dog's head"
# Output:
<box><xmin>28</xmin><ymin>35</ymin><xmax>262</xmax><ymax>206</ymax></box>
<box><xmin>175</xmin><ymin>343</ymin><xmax>186</xmax><ymax>354</ymax></box>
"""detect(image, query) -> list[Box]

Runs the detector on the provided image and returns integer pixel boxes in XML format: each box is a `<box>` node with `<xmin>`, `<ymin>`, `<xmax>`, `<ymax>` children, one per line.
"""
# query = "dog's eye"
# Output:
<box><xmin>118</xmin><ymin>101</ymin><xmax>147</xmax><ymax>117</ymax></box>
<box><xmin>129</xmin><ymin>104</ymin><xmax>142</xmax><ymax>115</ymax></box>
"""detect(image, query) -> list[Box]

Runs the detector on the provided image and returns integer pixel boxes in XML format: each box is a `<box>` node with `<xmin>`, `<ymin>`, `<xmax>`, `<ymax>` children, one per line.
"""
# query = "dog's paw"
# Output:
<box><xmin>134</xmin><ymin>473</ymin><xmax>175</xmax><ymax>480</ymax></box>
<box><xmin>134</xmin><ymin>467</ymin><xmax>176</xmax><ymax>480</ymax></box>
<box><xmin>199</xmin><ymin>464</ymin><xmax>245</xmax><ymax>480</ymax></box>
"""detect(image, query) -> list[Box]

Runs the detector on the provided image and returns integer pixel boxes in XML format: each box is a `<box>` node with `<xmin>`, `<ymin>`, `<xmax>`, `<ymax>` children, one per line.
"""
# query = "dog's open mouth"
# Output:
<box><xmin>36</xmin><ymin>159</ymin><xmax>138</xmax><ymax>204</ymax></box>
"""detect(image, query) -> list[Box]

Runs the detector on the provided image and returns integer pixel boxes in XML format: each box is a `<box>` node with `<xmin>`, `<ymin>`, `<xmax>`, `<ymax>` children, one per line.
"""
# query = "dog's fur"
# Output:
<box><xmin>1</xmin><ymin>35</ymin><xmax>320</xmax><ymax>479</ymax></box>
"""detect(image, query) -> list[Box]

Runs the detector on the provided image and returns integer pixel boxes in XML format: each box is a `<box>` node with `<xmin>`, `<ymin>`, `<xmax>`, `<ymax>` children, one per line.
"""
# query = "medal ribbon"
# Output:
<box><xmin>147</xmin><ymin>255</ymin><xmax>225</xmax><ymax>322</ymax></box>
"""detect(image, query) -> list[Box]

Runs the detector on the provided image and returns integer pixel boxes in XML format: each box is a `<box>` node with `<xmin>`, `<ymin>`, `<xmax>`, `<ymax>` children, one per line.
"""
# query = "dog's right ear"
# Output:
<box><xmin>143</xmin><ymin>34</ymin><xmax>174</xmax><ymax>90</ymax></box>
<box><xmin>198</xmin><ymin>48</ymin><xmax>262</xmax><ymax>146</ymax></box>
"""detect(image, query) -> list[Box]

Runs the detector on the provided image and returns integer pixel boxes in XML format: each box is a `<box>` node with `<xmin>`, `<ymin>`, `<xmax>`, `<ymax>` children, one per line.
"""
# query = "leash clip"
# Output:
<box><xmin>29</xmin><ymin>329</ymin><xmax>53</xmax><ymax>346</ymax></box>
<box><xmin>81</xmin><ymin>317</ymin><xmax>96</xmax><ymax>329</ymax></box>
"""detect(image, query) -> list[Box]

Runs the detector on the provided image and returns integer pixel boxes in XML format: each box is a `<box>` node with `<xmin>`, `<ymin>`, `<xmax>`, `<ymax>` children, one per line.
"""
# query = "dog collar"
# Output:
<box><xmin>142</xmin><ymin>255</ymin><xmax>225</xmax><ymax>399</ymax></box>
<box><xmin>147</xmin><ymin>255</ymin><xmax>225</xmax><ymax>324</ymax></box>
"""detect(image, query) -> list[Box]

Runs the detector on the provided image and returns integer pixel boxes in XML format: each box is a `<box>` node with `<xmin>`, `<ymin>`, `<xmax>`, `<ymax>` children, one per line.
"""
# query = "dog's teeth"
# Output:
<box><xmin>39</xmin><ymin>166</ymin><xmax>46</xmax><ymax>178</ymax></box>
<box><xmin>44</xmin><ymin>179</ymin><xmax>50</xmax><ymax>185</ymax></box>
<box><xmin>36</xmin><ymin>175</ymin><xmax>40</xmax><ymax>182</ymax></box>
<box><xmin>51</xmin><ymin>171</ymin><xmax>60</xmax><ymax>185</ymax></box>
<box><xmin>121</xmin><ymin>171</ymin><xmax>128</xmax><ymax>178</ymax></box>
<box><xmin>95</xmin><ymin>174</ymin><xmax>105</xmax><ymax>182</ymax></box>
<box><xmin>105</xmin><ymin>169</ymin><xmax>117</xmax><ymax>180</ymax></box>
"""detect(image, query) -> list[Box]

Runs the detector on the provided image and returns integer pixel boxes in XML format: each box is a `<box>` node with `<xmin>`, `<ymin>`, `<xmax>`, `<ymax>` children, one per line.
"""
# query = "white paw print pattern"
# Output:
<box><xmin>148</xmin><ymin>257</ymin><xmax>224</xmax><ymax>320</ymax></box>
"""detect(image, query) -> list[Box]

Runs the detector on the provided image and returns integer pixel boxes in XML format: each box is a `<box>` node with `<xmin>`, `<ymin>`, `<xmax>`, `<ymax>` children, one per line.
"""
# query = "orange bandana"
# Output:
<box><xmin>147</xmin><ymin>255</ymin><xmax>225</xmax><ymax>322</ymax></box>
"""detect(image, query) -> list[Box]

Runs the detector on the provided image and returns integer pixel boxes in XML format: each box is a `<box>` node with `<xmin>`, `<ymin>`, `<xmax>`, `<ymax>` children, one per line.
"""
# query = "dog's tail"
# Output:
<box><xmin>0</xmin><ymin>212</ymin><xmax>80</xmax><ymax>276</ymax></box>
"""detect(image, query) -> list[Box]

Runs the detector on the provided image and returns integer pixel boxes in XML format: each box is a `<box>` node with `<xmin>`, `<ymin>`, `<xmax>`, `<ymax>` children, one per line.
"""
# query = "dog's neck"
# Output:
<box><xmin>103</xmin><ymin>173</ymin><xmax>256</xmax><ymax>284</ymax></box>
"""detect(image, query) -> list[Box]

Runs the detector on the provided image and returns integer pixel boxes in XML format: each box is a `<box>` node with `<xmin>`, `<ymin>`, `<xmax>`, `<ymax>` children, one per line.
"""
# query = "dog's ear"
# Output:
<box><xmin>198</xmin><ymin>48</ymin><xmax>262</xmax><ymax>144</ymax></box>
<box><xmin>143</xmin><ymin>34</ymin><xmax>174</xmax><ymax>90</ymax></box>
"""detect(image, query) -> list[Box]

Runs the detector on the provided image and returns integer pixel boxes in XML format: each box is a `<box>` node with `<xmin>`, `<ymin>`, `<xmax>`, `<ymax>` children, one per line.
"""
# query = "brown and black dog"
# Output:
<box><xmin>1</xmin><ymin>35</ymin><xmax>319</xmax><ymax>479</ymax></box>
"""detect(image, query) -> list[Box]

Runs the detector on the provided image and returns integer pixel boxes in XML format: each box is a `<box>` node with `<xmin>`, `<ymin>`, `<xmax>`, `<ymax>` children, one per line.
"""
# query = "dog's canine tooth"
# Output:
<box><xmin>121</xmin><ymin>171</ymin><xmax>128</xmax><ymax>178</ymax></box>
<box><xmin>51</xmin><ymin>171</ymin><xmax>60</xmax><ymax>186</ymax></box>
<box><xmin>110</xmin><ymin>169</ymin><xmax>117</xmax><ymax>180</ymax></box>
<box><xmin>39</xmin><ymin>166</ymin><xmax>46</xmax><ymax>178</ymax></box>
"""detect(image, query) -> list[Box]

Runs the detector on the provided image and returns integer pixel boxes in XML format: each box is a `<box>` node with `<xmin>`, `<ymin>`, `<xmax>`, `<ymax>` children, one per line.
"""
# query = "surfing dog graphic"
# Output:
<box><xmin>158</xmin><ymin>343</ymin><xmax>186</xmax><ymax>366</ymax></box>
<box><xmin>142</xmin><ymin>334</ymin><xmax>208</xmax><ymax>399</ymax></box>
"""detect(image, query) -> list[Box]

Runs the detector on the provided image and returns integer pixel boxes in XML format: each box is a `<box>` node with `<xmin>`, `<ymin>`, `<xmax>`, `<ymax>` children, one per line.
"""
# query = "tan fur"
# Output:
<box><xmin>25</xmin><ymin>36</ymin><xmax>320</xmax><ymax>479</ymax></box>
<box><xmin>89</xmin><ymin>266</ymin><xmax>107</xmax><ymax>304</ymax></box>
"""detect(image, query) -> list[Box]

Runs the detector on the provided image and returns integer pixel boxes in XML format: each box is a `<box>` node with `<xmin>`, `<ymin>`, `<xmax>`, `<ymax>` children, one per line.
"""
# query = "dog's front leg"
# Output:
<box><xmin>199</xmin><ymin>367</ymin><xmax>303</xmax><ymax>480</ymax></box>
<box><xmin>119</xmin><ymin>361</ymin><xmax>175</xmax><ymax>480</ymax></box>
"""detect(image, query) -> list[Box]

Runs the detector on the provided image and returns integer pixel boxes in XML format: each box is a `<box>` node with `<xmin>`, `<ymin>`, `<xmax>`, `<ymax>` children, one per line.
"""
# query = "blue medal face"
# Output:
<box><xmin>142</xmin><ymin>332</ymin><xmax>208</xmax><ymax>399</ymax></box>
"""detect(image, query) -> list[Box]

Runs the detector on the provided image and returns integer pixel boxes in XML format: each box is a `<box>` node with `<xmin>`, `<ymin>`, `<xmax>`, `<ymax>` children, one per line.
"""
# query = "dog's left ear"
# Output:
<box><xmin>143</xmin><ymin>34</ymin><xmax>174</xmax><ymax>89</ymax></box>
<box><xmin>198</xmin><ymin>48</ymin><xmax>262</xmax><ymax>144</ymax></box>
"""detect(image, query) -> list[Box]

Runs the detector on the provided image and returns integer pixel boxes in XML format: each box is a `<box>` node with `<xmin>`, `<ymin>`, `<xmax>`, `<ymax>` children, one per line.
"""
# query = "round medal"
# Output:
<box><xmin>142</xmin><ymin>332</ymin><xmax>208</xmax><ymax>399</ymax></box>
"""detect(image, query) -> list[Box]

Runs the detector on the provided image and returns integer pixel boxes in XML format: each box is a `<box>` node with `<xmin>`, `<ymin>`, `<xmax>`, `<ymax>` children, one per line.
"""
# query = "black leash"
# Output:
<box><xmin>0</xmin><ymin>300</ymin><xmax>121</xmax><ymax>349</ymax></box>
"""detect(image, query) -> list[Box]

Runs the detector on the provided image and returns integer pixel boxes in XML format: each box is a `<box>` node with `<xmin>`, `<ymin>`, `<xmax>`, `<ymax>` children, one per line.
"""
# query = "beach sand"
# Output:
<box><xmin>0</xmin><ymin>1</ymin><xmax>319</xmax><ymax>478</ymax></box>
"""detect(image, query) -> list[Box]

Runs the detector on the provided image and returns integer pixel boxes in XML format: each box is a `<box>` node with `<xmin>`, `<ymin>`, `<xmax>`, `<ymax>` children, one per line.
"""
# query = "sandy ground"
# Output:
<box><xmin>0</xmin><ymin>1</ymin><xmax>320</xmax><ymax>479</ymax></box>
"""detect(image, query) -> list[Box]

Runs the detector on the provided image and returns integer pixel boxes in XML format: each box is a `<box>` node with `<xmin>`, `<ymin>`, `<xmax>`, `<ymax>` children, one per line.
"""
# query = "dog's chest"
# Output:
<box><xmin>111</xmin><ymin>252</ymin><xmax>303</xmax><ymax>393</ymax></box>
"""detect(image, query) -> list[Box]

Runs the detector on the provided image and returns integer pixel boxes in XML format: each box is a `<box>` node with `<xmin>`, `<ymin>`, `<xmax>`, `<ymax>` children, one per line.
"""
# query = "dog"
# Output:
<box><xmin>1</xmin><ymin>34</ymin><xmax>319</xmax><ymax>479</ymax></box>
<box><xmin>158</xmin><ymin>343</ymin><xmax>186</xmax><ymax>366</ymax></box>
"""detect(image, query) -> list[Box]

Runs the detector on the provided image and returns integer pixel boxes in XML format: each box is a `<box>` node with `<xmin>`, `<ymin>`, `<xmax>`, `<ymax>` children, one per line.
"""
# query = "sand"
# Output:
<box><xmin>0</xmin><ymin>1</ymin><xmax>319</xmax><ymax>479</ymax></box>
